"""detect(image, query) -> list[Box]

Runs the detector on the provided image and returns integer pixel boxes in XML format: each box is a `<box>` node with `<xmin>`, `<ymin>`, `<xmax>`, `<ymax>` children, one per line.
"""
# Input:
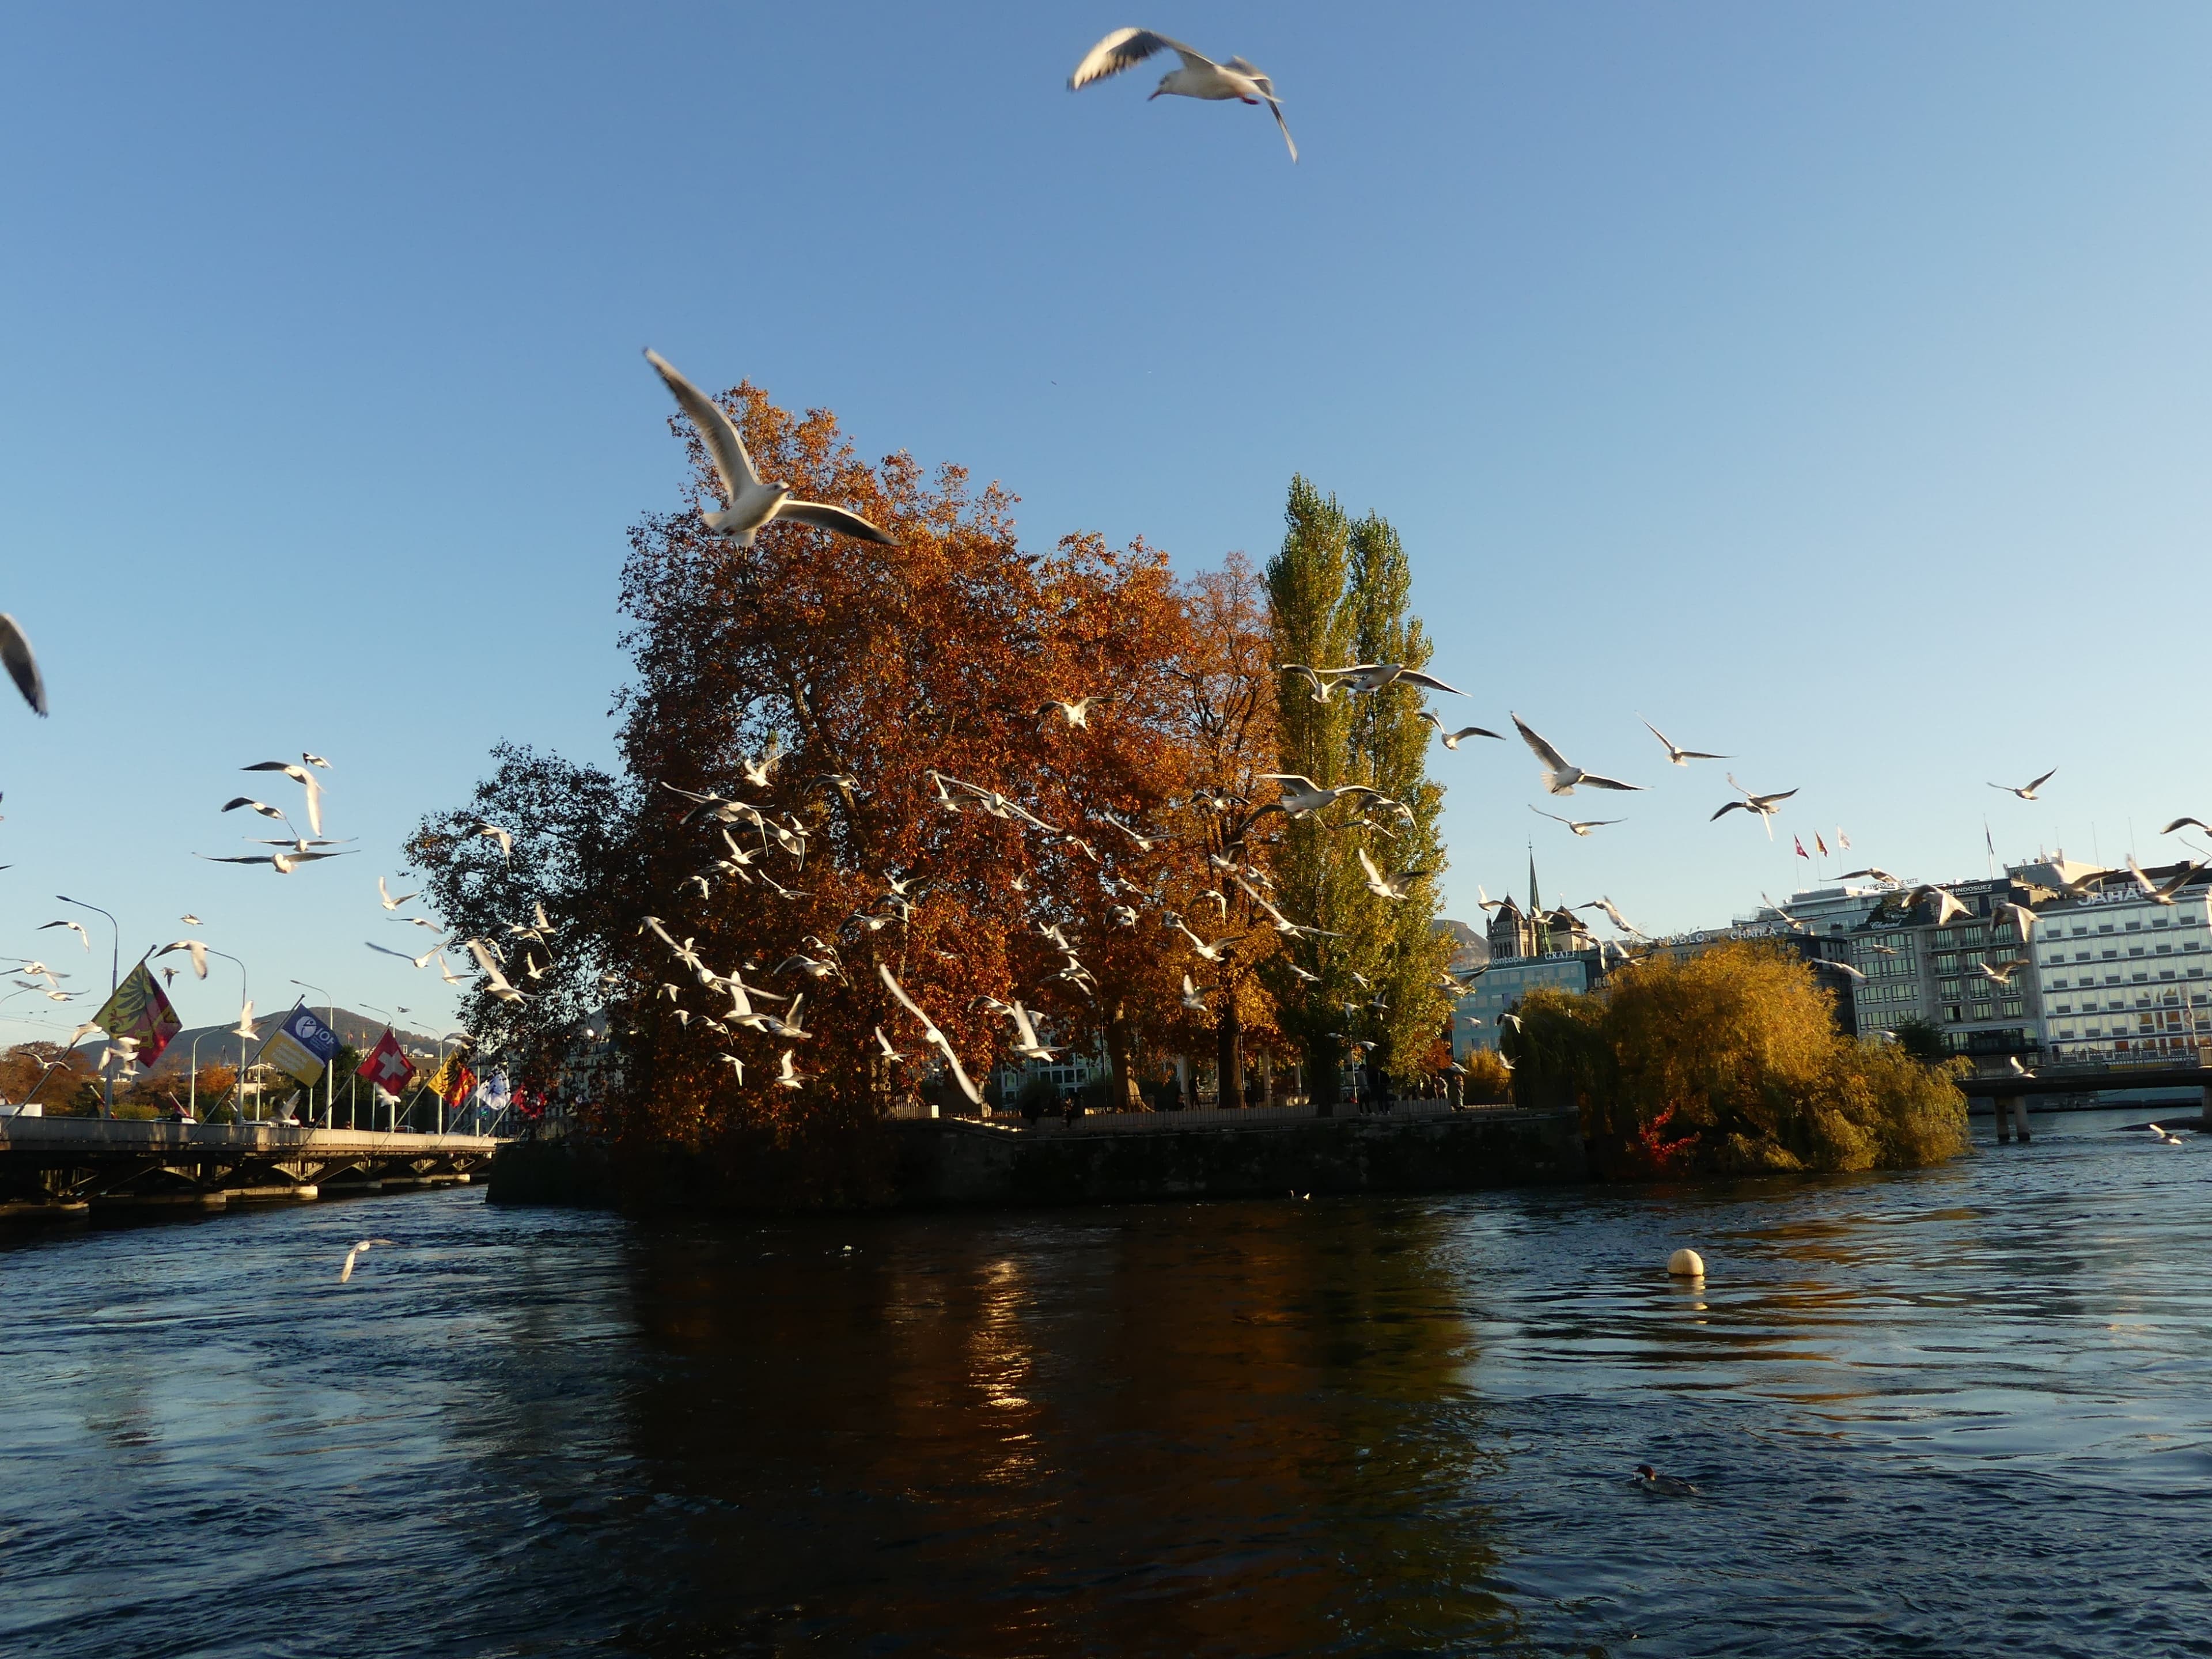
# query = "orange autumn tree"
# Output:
<box><xmin>412</xmin><ymin>381</ymin><xmax>1264</xmax><ymax>1193</ymax></box>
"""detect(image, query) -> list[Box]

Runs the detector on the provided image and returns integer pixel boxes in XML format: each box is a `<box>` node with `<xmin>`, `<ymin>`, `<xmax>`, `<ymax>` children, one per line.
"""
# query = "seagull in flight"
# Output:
<box><xmin>378</xmin><ymin>876</ymin><xmax>417</xmax><ymax>911</ymax></box>
<box><xmin>1419</xmin><ymin>711</ymin><xmax>1502</xmax><ymax>749</ymax></box>
<box><xmin>1639</xmin><ymin>718</ymin><xmax>1729</xmax><ymax>766</ymax></box>
<box><xmin>1256</xmin><ymin>773</ymin><xmax>1388</xmax><ymax>817</ymax></box>
<box><xmin>1906</xmin><ymin>883</ymin><xmax>1971</xmax><ymax>926</ymax></box>
<box><xmin>1036</xmin><ymin>696</ymin><xmax>1104</xmax><ymax>729</ymax></box>
<box><xmin>0</xmin><ymin>615</ymin><xmax>47</xmax><ymax>715</ymax></box>
<box><xmin>240</xmin><ymin>760</ymin><xmax>325</xmax><ymax>835</ymax></box>
<box><xmin>39</xmin><ymin>919</ymin><xmax>90</xmax><ymax>950</ymax></box>
<box><xmin>1575</xmin><ymin>896</ymin><xmax>1643</xmax><ymax>937</ymax></box>
<box><xmin>877</xmin><ymin>963</ymin><xmax>983</xmax><ymax>1106</ymax></box>
<box><xmin>1510</xmin><ymin>715</ymin><xmax>1642</xmax><ymax>797</ymax></box>
<box><xmin>1357</xmin><ymin>847</ymin><xmax>1418</xmax><ymax>901</ymax></box>
<box><xmin>2126</xmin><ymin>855</ymin><xmax>2206</xmax><ymax>907</ymax></box>
<box><xmin>339</xmin><ymin>1238</ymin><xmax>396</xmax><ymax>1283</ymax></box>
<box><xmin>1991</xmin><ymin>899</ymin><xmax>2040</xmax><ymax>937</ymax></box>
<box><xmin>1710</xmin><ymin>774</ymin><xmax>1798</xmax><ymax>839</ymax></box>
<box><xmin>1838</xmin><ymin>866</ymin><xmax>1904</xmax><ymax>887</ymax></box>
<box><xmin>1988</xmin><ymin>768</ymin><xmax>2057</xmax><ymax>801</ymax></box>
<box><xmin>2160</xmin><ymin>816</ymin><xmax>2212</xmax><ymax>837</ymax></box>
<box><xmin>464</xmin><ymin>938</ymin><xmax>527</xmax><ymax>1002</ymax></box>
<box><xmin>1068</xmin><ymin>28</ymin><xmax>1297</xmax><ymax>161</ymax></box>
<box><xmin>153</xmin><ymin>940</ymin><xmax>209</xmax><ymax>979</ymax></box>
<box><xmin>1180</xmin><ymin>974</ymin><xmax>1209</xmax><ymax>1013</ymax></box>
<box><xmin>472</xmin><ymin>821</ymin><xmax>514</xmax><ymax>862</ymax></box>
<box><xmin>645</xmin><ymin>350</ymin><xmax>895</xmax><ymax>549</ymax></box>
<box><xmin>1532</xmin><ymin>806</ymin><xmax>1619</xmax><ymax>837</ymax></box>
<box><xmin>195</xmin><ymin>849</ymin><xmax>357</xmax><ymax>874</ymax></box>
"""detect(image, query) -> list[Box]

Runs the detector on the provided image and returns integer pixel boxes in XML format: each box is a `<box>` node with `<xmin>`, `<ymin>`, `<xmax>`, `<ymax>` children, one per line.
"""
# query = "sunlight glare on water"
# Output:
<box><xmin>2</xmin><ymin>1108</ymin><xmax>2208</xmax><ymax>1657</ymax></box>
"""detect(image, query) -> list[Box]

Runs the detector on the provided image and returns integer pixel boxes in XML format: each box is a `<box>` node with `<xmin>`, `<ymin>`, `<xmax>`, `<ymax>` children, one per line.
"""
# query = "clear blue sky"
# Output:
<box><xmin>3</xmin><ymin>2</ymin><xmax>2209</xmax><ymax>1044</ymax></box>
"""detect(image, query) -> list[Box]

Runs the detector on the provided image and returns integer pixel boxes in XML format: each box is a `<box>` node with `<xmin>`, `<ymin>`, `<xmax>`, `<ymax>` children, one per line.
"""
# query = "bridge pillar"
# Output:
<box><xmin>2011</xmin><ymin>1096</ymin><xmax>2032</xmax><ymax>1144</ymax></box>
<box><xmin>1995</xmin><ymin>1095</ymin><xmax>2014</xmax><ymax>1144</ymax></box>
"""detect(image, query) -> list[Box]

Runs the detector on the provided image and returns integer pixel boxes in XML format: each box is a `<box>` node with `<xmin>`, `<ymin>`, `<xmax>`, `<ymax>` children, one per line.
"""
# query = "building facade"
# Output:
<box><xmin>1846</xmin><ymin>874</ymin><xmax>2047</xmax><ymax>1060</ymax></box>
<box><xmin>2031</xmin><ymin>862</ymin><xmax>2212</xmax><ymax>1065</ymax></box>
<box><xmin>1453</xmin><ymin>954</ymin><xmax>1596</xmax><ymax>1058</ymax></box>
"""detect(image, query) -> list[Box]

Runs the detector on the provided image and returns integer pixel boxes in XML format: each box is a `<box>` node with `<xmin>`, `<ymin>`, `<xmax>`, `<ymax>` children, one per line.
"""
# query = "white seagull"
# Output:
<box><xmin>39</xmin><ymin>919</ymin><xmax>90</xmax><ymax>950</ymax></box>
<box><xmin>1180</xmin><ymin>974</ymin><xmax>1209</xmax><ymax>1013</ymax></box>
<box><xmin>1357</xmin><ymin>847</ymin><xmax>1418</xmax><ymax>901</ymax></box>
<box><xmin>1256</xmin><ymin>773</ymin><xmax>1387</xmax><ymax>817</ymax></box>
<box><xmin>1532</xmin><ymin>806</ymin><xmax>1619</xmax><ymax>838</ymax></box>
<box><xmin>877</xmin><ymin>963</ymin><xmax>983</xmax><ymax>1106</ymax></box>
<box><xmin>339</xmin><ymin>1238</ymin><xmax>396</xmax><ymax>1283</ymax></box>
<box><xmin>1068</xmin><ymin>28</ymin><xmax>1297</xmax><ymax>161</ymax></box>
<box><xmin>1906</xmin><ymin>883</ymin><xmax>1972</xmax><ymax>926</ymax></box>
<box><xmin>378</xmin><ymin>876</ymin><xmax>417</xmax><ymax>911</ymax></box>
<box><xmin>1988</xmin><ymin>768</ymin><xmax>2057</xmax><ymax>801</ymax></box>
<box><xmin>1710</xmin><ymin>774</ymin><xmax>1798</xmax><ymax>839</ymax></box>
<box><xmin>1639</xmin><ymin>717</ymin><xmax>1729</xmax><ymax>766</ymax></box>
<box><xmin>240</xmin><ymin>760</ymin><xmax>325</xmax><ymax>835</ymax></box>
<box><xmin>645</xmin><ymin>350</ymin><xmax>895</xmax><ymax>549</ymax></box>
<box><xmin>2126</xmin><ymin>856</ymin><xmax>2206</xmax><ymax>907</ymax></box>
<box><xmin>1420</xmin><ymin>710</ymin><xmax>1503</xmax><ymax>749</ymax></box>
<box><xmin>1510</xmin><ymin>715</ymin><xmax>1642</xmax><ymax>797</ymax></box>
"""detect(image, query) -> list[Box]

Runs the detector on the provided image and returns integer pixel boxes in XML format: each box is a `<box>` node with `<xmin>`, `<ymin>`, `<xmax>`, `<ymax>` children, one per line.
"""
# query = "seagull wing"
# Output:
<box><xmin>644</xmin><ymin>349</ymin><xmax>760</xmax><ymax>501</ymax></box>
<box><xmin>2158</xmin><ymin>816</ymin><xmax>2212</xmax><ymax>835</ymax></box>
<box><xmin>1357</xmin><ymin>847</ymin><xmax>1385</xmax><ymax>884</ymax></box>
<box><xmin>774</xmin><ymin>498</ymin><xmax>897</xmax><ymax>546</ymax></box>
<box><xmin>1264</xmin><ymin>95</ymin><xmax>1297</xmax><ymax>162</ymax></box>
<box><xmin>1510</xmin><ymin>714</ymin><xmax>1571</xmax><ymax>775</ymax></box>
<box><xmin>1576</xmin><ymin>774</ymin><xmax>1643</xmax><ymax>792</ymax></box>
<box><xmin>1067</xmin><ymin>27</ymin><xmax>1205</xmax><ymax>89</ymax></box>
<box><xmin>1710</xmin><ymin>801</ymin><xmax>1748</xmax><ymax>821</ymax></box>
<box><xmin>0</xmin><ymin>614</ymin><xmax>47</xmax><ymax>715</ymax></box>
<box><xmin>1393</xmin><ymin>668</ymin><xmax>1464</xmax><ymax>696</ymax></box>
<box><xmin>195</xmin><ymin>853</ymin><xmax>276</xmax><ymax>865</ymax></box>
<box><xmin>2027</xmin><ymin>767</ymin><xmax>2057</xmax><ymax>794</ymax></box>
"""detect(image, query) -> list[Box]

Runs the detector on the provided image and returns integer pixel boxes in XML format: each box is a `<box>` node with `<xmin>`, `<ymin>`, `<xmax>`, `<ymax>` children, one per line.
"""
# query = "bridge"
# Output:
<box><xmin>0</xmin><ymin>1117</ymin><xmax>501</xmax><ymax>1218</ymax></box>
<box><xmin>1955</xmin><ymin>1064</ymin><xmax>2212</xmax><ymax>1144</ymax></box>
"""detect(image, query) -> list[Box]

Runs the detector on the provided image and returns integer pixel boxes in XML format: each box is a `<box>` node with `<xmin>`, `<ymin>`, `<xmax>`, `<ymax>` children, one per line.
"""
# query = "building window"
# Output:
<box><xmin>1944</xmin><ymin>1005</ymin><xmax>1963</xmax><ymax>1023</ymax></box>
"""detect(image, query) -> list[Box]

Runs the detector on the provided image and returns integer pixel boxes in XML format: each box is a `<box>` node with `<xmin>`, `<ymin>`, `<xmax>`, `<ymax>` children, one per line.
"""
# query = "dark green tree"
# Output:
<box><xmin>1343</xmin><ymin>511</ymin><xmax>1453</xmax><ymax>1074</ymax></box>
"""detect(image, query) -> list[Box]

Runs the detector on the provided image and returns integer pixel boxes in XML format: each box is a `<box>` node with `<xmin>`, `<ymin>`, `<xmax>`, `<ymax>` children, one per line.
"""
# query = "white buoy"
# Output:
<box><xmin>1668</xmin><ymin>1248</ymin><xmax>1705</xmax><ymax>1278</ymax></box>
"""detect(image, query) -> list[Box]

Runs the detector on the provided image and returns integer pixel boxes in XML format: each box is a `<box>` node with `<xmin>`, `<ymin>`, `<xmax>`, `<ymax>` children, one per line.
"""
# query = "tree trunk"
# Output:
<box><xmin>1308</xmin><ymin>1035</ymin><xmax>1338</xmax><ymax>1117</ymax></box>
<box><xmin>1105</xmin><ymin>1001</ymin><xmax>1141</xmax><ymax>1110</ymax></box>
<box><xmin>1216</xmin><ymin>996</ymin><xmax>1243</xmax><ymax>1111</ymax></box>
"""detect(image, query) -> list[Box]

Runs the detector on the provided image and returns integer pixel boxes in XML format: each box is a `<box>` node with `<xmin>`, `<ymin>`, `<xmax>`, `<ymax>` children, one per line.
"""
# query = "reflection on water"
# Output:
<box><xmin>1</xmin><ymin>1107</ymin><xmax>2207</xmax><ymax>1657</ymax></box>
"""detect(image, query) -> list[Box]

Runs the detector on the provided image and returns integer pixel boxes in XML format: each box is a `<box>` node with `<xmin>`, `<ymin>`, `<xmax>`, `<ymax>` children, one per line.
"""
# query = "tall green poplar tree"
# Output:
<box><xmin>1262</xmin><ymin>477</ymin><xmax>1361</xmax><ymax>1109</ymax></box>
<box><xmin>1344</xmin><ymin>512</ymin><xmax>1452</xmax><ymax>1071</ymax></box>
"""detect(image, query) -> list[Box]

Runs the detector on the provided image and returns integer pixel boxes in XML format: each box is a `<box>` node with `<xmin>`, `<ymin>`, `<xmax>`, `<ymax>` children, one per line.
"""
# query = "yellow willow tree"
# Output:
<box><xmin>412</xmin><ymin>382</ymin><xmax>1232</xmax><ymax>1197</ymax></box>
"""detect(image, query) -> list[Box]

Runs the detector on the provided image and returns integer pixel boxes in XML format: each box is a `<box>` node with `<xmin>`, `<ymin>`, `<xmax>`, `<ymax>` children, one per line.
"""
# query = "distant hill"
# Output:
<box><xmin>74</xmin><ymin>1008</ymin><xmax>449</xmax><ymax>1077</ymax></box>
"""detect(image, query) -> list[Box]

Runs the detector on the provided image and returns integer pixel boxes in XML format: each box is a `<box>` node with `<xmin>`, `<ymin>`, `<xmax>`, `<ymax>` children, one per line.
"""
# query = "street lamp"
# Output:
<box><xmin>290</xmin><ymin>978</ymin><xmax>336</xmax><ymax>1127</ymax></box>
<box><xmin>55</xmin><ymin>895</ymin><xmax>119</xmax><ymax>1118</ymax></box>
<box><xmin>203</xmin><ymin>948</ymin><xmax>249</xmax><ymax>1123</ymax></box>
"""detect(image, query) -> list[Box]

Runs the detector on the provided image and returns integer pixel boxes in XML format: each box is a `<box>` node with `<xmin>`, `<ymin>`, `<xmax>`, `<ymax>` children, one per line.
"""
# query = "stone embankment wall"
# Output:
<box><xmin>489</xmin><ymin>1109</ymin><xmax>1586</xmax><ymax>1212</ymax></box>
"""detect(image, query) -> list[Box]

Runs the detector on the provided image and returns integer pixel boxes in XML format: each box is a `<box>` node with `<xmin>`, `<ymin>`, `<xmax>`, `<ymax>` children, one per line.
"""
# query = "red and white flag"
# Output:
<box><xmin>1793</xmin><ymin>835</ymin><xmax>1809</xmax><ymax>859</ymax></box>
<box><xmin>356</xmin><ymin>1027</ymin><xmax>416</xmax><ymax>1097</ymax></box>
<box><xmin>1838</xmin><ymin>828</ymin><xmax>1851</xmax><ymax>851</ymax></box>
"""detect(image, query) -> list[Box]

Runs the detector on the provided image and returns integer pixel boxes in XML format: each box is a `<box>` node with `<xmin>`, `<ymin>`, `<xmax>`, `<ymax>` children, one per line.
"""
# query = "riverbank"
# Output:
<box><xmin>488</xmin><ymin>1106</ymin><xmax>1588</xmax><ymax>1212</ymax></box>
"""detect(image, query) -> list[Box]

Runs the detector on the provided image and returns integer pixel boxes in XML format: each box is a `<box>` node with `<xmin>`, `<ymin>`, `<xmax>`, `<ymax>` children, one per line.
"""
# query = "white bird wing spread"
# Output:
<box><xmin>1266</xmin><ymin>97</ymin><xmax>1298</xmax><ymax>162</ymax></box>
<box><xmin>0</xmin><ymin>613</ymin><xmax>48</xmax><ymax>715</ymax></box>
<box><xmin>1510</xmin><ymin>715</ymin><xmax>1570</xmax><ymax>775</ymax></box>
<box><xmin>645</xmin><ymin>349</ymin><xmax>759</xmax><ymax>501</ymax></box>
<box><xmin>464</xmin><ymin>937</ymin><xmax>512</xmax><ymax>988</ymax></box>
<box><xmin>1393</xmin><ymin>668</ymin><xmax>1463</xmax><ymax>696</ymax></box>
<box><xmin>774</xmin><ymin>499</ymin><xmax>896</xmax><ymax>546</ymax></box>
<box><xmin>1578</xmin><ymin>774</ymin><xmax>1643</xmax><ymax>792</ymax></box>
<box><xmin>1068</xmin><ymin>28</ymin><xmax>1209</xmax><ymax>89</ymax></box>
<box><xmin>1357</xmin><ymin>847</ymin><xmax>1385</xmax><ymax>884</ymax></box>
<box><xmin>877</xmin><ymin>963</ymin><xmax>980</xmax><ymax>1104</ymax></box>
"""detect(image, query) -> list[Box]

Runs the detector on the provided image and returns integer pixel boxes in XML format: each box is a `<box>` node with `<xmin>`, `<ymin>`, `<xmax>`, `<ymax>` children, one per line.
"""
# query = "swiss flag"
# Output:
<box><xmin>357</xmin><ymin>1028</ymin><xmax>416</xmax><ymax>1096</ymax></box>
<box><xmin>1793</xmin><ymin>835</ymin><xmax>1809</xmax><ymax>859</ymax></box>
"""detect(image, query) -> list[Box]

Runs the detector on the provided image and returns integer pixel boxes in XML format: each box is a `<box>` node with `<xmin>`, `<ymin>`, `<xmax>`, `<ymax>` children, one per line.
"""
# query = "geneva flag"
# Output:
<box><xmin>93</xmin><ymin>961</ymin><xmax>183</xmax><ymax>1069</ymax></box>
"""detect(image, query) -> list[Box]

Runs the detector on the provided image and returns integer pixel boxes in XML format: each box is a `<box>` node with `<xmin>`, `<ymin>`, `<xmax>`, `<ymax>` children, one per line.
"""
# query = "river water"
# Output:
<box><xmin>2</xmin><ymin>1107</ymin><xmax>2207</xmax><ymax>1658</ymax></box>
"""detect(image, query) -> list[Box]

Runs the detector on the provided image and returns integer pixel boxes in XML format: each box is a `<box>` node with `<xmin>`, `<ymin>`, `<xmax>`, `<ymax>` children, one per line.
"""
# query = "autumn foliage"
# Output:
<box><xmin>1502</xmin><ymin>942</ymin><xmax>1968</xmax><ymax>1177</ymax></box>
<box><xmin>411</xmin><ymin>382</ymin><xmax>1300</xmax><ymax>1199</ymax></box>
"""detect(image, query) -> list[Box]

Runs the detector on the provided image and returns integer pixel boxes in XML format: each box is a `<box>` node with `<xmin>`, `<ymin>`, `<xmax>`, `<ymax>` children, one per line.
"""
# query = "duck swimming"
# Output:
<box><xmin>1632</xmin><ymin>1463</ymin><xmax>1700</xmax><ymax>1496</ymax></box>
